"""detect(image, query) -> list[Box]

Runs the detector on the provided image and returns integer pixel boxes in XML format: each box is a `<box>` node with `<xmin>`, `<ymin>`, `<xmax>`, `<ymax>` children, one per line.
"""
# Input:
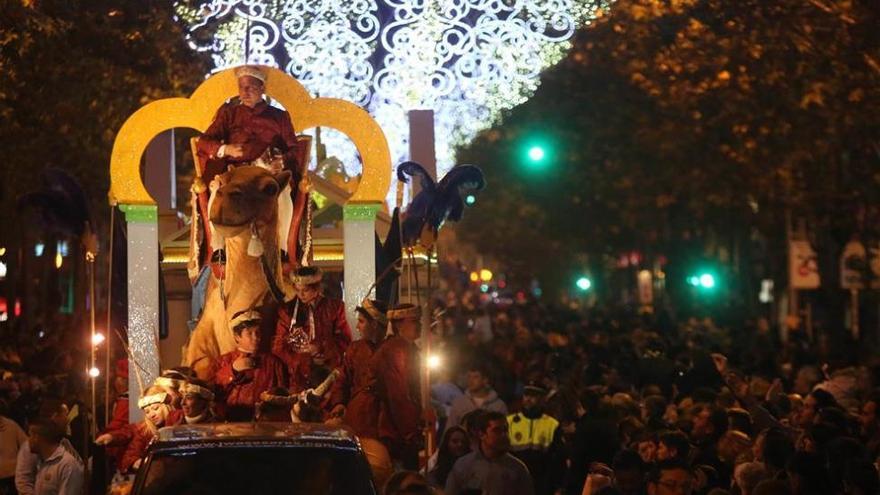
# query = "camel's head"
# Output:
<box><xmin>210</xmin><ymin>166</ymin><xmax>291</xmax><ymax>236</ymax></box>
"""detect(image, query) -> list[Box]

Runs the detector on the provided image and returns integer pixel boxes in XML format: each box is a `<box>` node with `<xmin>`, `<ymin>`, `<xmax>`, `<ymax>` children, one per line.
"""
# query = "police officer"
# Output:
<box><xmin>507</xmin><ymin>383</ymin><xmax>565</xmax><ymax>495</ymax></box>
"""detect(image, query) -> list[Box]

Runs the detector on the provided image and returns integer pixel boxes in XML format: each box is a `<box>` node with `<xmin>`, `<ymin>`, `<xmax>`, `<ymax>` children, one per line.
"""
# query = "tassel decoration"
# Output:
<box><xmin>247</xmin><ymin>223</ymin><xmax>264</xmax><ymax>257</ymax></box>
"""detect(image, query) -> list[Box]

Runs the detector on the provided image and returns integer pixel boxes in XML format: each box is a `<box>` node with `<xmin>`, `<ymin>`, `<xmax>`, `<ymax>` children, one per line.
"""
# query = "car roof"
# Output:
<box><xmin>153</xmin><ymin>422</ymin><xmax>361</xmax><ymax>451</ymax></box>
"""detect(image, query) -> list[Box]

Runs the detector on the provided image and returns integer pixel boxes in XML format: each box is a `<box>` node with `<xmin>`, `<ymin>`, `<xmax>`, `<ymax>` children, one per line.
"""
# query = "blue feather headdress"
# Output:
<box><xmin>396</xmin><ymin>162</ymin><xmax>486</xmax><ymax>248</ymax></box>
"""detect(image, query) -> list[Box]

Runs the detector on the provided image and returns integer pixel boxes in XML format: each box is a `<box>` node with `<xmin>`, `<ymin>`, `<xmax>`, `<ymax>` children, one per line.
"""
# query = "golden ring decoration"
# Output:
<box><xmin>109</xmin><ymin>66</ymin><xmax>391</xmax><ymax>205</ymax></box>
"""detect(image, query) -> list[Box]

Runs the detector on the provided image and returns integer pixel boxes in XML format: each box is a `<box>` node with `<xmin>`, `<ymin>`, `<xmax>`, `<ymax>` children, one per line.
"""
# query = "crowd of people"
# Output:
<box><xmin>2</xmin><ymin>269</ymin><xmax>880</xmax><ymax>495</ymax></box>
<box><xmin>408</xmin><ymin>284</ymin><xmax>880</xmax><ymax>495</ymax></box>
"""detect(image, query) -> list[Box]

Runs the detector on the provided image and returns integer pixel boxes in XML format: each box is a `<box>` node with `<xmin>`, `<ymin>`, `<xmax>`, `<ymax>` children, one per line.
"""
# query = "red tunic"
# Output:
<box><xmin>118</xmin><ymin>409</ymin><xmax>183</xmax><ymax>473</ymax></box>
<box><xmin>372</xmin><ymin>336</ymin><xmax>422</xmax><ymax>451</ymax></box>
<box><xmin>99</xmin><ymin>393</ymin><xmax>130</xmax><ymax>463</ymax></box>
<box><xmin>330</xmin><ymin>338</ymin><xmax>384</xmax><ymax>438</ymax></box>
<box><xmin>273</xmin><ymin>296</ymin><xmax>352</xmax><ymax>392</ymax></box>
<box><xmin>196</xmin><ymin>101</ymin><xmax>303</xmax><ymax>183</ymax></box>
<box><xmin>213</xmin><ymin>350</ymin><xmax>288</xmax><ymax>421</ymax></box>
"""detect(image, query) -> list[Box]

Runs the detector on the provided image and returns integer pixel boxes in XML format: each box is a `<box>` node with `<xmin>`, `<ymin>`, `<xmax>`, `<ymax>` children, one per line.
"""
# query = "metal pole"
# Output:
<box><xmin>105</xmin><ymin>206</ymin><xmax>115</xmax><ymax>427</ymax></box>
<box><xmin>89</xmin><ymin>258</ymin><xmax>97</xmax><ymax>435</ymax></box>
<box><xmin>420</xmin><ymin>248</ymin><xmax>435</xmax><ymax>474</ymax></box>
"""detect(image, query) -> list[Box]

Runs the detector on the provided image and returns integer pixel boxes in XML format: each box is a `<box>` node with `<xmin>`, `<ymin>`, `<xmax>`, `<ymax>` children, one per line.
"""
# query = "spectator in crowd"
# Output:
<box><xmin>753</xmin><ymin>427</ymin><xmax>794</xmax><ymax>480</ymax></box>
<box><xmin>656</xmin><ymin>430</ymin><xmax>690</xmax><ymax>463</ymax></box>
<box><xmin>426</xmin><ymin>425</ymin><xmax>470</xmax><ymax>488</ymax></box>
<box><xmin>26</xmin><ymin>418</ymin><xmax>82</xmax><ymax>495</ymax></box>
<box><xmin>786</xmin><ymin>452</ymin><xmax>831</xmax><ymax>495</ymax></box>
<box><xmin>641</xmin><ymin>395</ymin><xmax>670</xmax><ymax>432</ymax></box>
<box><xmin>610</xmin><ymin>449</ymin><xmax>646</xmax><ymax>495</ymax></box>
<box><xmin>566</xmin><ymin>389</ymin><xmax>619</xmax><ymax>494</ymax></box>
<box><xmin>0</xmin><ymin>399</ymin><xmax>26</xmax><ymax>494</ymax></box>
<box><xmin>795</xmin><ymin>389</ymin><xmax>837</xmax><ymax>429</ymax></box>
<box><xmin>385</xmin><ymin>470</ymin><xmax>433</xmax><ymax>495</ymax></box>
<box><xmin>733</xmin><ymin>462</ymin><xmax>767</xmax><ymax>495</ymax></box>
<box><xmin>15</xmin><ymin>399</ymin><xmax>79</xmax><ymax>495</ymax></box>
<box><xmin>445</xmin><ymin>411</ymin><xmax>533</xmax><ymax>495</ymax></box>
<box><xmin>445</xmin><ymin>364</ymin><xmax>507</xmax><ymax>434</ymax></box>
<box><xmin>647</xmin><ymin>459</ymin><xmax>694</xmax><ymax>495</ymax></box>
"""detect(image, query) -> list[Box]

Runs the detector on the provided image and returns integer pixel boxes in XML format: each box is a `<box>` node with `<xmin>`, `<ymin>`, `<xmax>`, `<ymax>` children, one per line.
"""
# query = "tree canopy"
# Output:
<box><xmin>456</xmin><ymin>0</ymin><xmax>880</xmax><ymax>300</ymax></box>
<box><xmin>0</xmin><ymin>0</ymin><xmax>209</xmax><ymax>220</ymax></box>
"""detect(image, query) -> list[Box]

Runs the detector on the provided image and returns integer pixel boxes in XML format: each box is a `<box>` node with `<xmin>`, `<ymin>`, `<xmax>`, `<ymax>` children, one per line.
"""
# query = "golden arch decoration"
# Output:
<box><xmin>109</xmin><ymin>66</ymin><xmax>391</xmax><ymax>205</ymax></box>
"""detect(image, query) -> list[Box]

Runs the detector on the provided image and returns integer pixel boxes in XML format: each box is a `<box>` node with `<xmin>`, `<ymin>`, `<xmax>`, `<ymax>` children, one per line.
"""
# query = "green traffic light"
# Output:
<box><xmin>688</xmin><ymin>272</ymin><xmax>717</xmax><ymax>290</ymax></box>
<box><xmin>465</xmin><ymin>194</ymin><xmax>476</xmax><ymax>206</ymax></box>
<box><xmin>699</xmin><ymin>273</ymin><xmax>715</xmax><ymax>289</ymax></box>
<box><xmin>527</xmin><ymin>146</ymin><xmax>546</xmax><ymax>162</ymax></box>
<box><xmin>576</xmin><ymin>276</ymin><xmax>592</xmax><ymax>291</ymax></box>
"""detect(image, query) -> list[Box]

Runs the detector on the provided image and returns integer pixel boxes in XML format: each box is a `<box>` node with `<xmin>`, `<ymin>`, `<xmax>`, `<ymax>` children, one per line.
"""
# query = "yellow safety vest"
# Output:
<box><xmin>507</xmin><ymin>412</ymin><xmax>558</xmax><ymax>452</ymax></box>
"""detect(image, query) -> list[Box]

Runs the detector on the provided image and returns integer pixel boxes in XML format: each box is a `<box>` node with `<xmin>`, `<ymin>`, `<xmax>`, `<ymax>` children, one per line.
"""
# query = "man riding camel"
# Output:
<box><xmin>196</xmin><ymin>65</ymin><xmax>306</xmax><ymax>272</ymax></box>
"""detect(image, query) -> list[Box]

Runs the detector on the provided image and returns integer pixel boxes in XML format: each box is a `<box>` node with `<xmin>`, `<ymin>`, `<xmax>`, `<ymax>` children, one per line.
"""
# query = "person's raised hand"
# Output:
<box><xmin>95</xmin><ymin>433</ymin><xmax>113</xmax><ymax>445</ymax></box>
<box><xmin>765</xmin><ymin>378</ymin><xmax>784</xmax><ymax>401</ymax></box>
<box><xmin>711</xmin><ymin>353</ymin><xmax>728</xmax><ymax>374</ymax></box>
<box><xmin>225</xmin><ymin>144</ymin><xmax>245</xmax><ymax>158</ymax></box>
<box><xmin>330</xmin><ymin>404</ymin><xmax>346</xmax><ymax>418</ymax></box>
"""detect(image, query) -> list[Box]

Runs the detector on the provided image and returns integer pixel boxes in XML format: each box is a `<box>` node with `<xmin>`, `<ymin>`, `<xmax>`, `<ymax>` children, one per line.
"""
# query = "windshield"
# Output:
<box><xmin>137</xmin><ymin>444</ymin><xmax>375</xmax><ymax>495</ymax></box>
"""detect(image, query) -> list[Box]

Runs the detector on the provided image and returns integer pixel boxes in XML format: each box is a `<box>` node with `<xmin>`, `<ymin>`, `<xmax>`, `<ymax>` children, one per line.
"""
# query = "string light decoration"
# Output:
<box><xmin>175</xmin><ymin>0</ymin><xmax>606</xmax><ymax>190</ymax></box>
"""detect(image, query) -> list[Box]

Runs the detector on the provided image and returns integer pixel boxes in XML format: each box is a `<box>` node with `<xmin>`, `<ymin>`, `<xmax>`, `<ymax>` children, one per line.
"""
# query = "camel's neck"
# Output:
<box><xmin>221</xmin><ymin>221</ymin><xmax>281</xmax><ymax>314</ymax></box>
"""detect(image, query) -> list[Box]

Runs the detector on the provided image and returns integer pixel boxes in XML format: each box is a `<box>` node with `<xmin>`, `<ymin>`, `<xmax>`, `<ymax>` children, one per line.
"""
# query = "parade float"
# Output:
<box><xmin>108</xmin><ymin>66</ymin><xmax>393</xmax><ymax>418</ymax></box>
<box><xmin>108</xmin><ymin>66</ymin><xmax>485</xmax><ymax>426</ymax></box>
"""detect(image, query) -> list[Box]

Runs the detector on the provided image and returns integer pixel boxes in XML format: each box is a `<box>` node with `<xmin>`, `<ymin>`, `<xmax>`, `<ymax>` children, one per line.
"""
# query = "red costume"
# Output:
<box><xmin>99</xmin><ymin>392</ymin><xmax>130</xmax><ymax>465</ymax></box>
<box><xmin>330</xmin><ymin>338</ymin><xmax>385</xmax><ymax>438</ymax></box>
<box><xmin>213</xmin><ymin>349</ymin><xmax>288</xmax><ymax>421</ymax></box>
<box><xmin>372</xmin><ymin>335</ymin><xmax>422</xmax><ymax>466</ymax></box>
<box><xmin>196</xmin><ymin>101</ymin><xmax>302</xmax><ymax>183</ymax></box>
<box><xmin>273</xmin><ymin>296</ymin><xmax>352</xmax><ymax>392</ymax></box>
<box><xmin>117</xmin><ymin>409</ymin><xmax>184</xmax><ymax>473</ymax></box>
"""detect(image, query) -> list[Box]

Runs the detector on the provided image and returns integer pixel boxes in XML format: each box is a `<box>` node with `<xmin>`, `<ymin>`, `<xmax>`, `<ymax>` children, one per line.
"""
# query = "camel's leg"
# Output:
<box><xmin>186</xmin><ymin>289</ymin><xmax>225</xmax><ymax>380</ymax></box>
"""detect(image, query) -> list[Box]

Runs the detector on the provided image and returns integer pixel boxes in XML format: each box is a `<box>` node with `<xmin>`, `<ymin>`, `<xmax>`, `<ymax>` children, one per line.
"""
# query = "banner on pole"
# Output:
<box><xmin>789</xmin><ymin>240</ymin><xmax>820</xmax><ymax>289</ymax></box>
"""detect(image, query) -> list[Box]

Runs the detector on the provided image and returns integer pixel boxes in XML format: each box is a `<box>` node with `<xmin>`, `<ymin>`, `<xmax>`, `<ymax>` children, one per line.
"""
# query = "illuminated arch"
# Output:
<box><xmin>108</xmin><ymin>66</ymin><xmax>391</xmax><ymax>205</ymax></box>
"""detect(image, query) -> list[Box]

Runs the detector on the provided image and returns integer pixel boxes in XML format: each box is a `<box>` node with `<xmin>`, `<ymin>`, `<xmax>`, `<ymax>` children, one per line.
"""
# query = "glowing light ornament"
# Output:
<box><xmin>176</xmin><ymin>0</ymin><xmax>605</xmax><ymax>190</ymax></box>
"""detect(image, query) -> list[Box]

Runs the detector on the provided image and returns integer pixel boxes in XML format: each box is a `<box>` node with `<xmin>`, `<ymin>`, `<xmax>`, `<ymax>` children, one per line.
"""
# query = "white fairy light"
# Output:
<box><xmin>175</xmin><ymin>0</ymin><xmax>606</xmax><ymax>185</ymax></box>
